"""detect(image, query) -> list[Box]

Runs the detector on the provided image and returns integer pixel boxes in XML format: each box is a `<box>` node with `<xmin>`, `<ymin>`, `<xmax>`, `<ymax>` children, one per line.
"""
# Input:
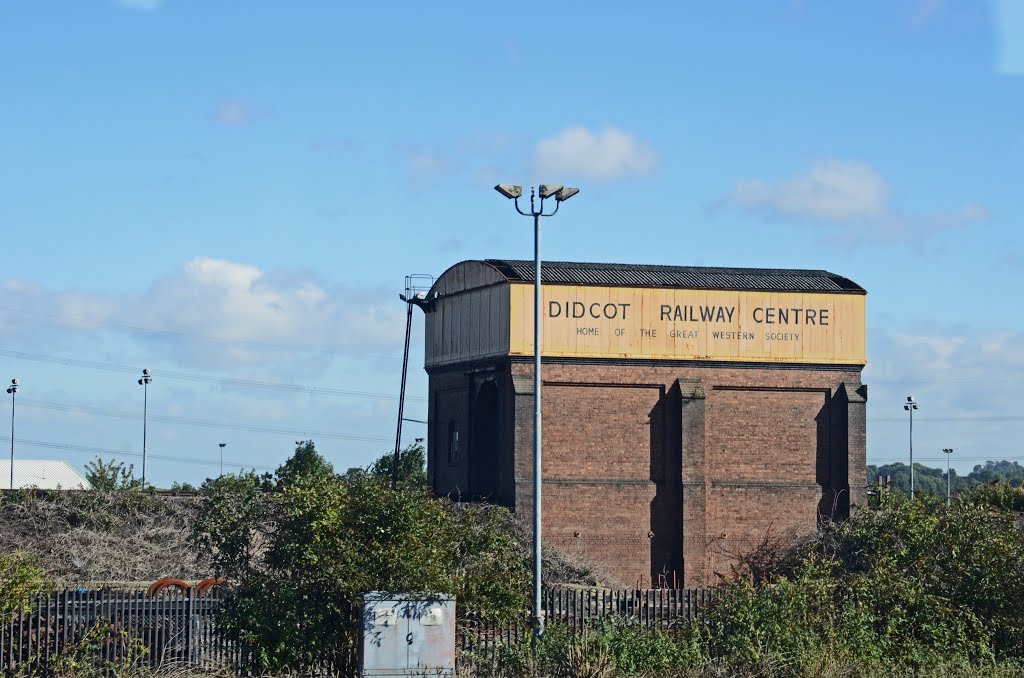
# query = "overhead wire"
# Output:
<box><xmin>868</xmin><ymin>415</ymin><xmax>1024</xmax><ymax>423</ymax></box>
<box><xmin>0</xmin><ymin>303</ymin><xmax>412</xmax><ymax>360</ymax></box>
<box><xmin>870</xmin><ymin>457</ymin><xmax>1024</xmax><ymax>463</ymax></box>
<box><xmin>16</xmin><ymin>397</ymin><xmax>396</xmax><ymax>443</ymax></box>
<box><xmin>0</xmin><ymin>348</ymin><xmax>427</xmax><ymax>402</ymax></box>
<box><xmin>0</xmin><ymin>436</ymin><xmax>276</xmax><ymax>471</ymax></box>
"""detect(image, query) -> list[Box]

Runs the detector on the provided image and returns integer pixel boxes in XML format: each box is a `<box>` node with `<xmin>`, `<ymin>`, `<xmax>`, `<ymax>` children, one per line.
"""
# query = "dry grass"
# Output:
<box><xmin>1</xmin><ymin>490</ymin><xmax>605</xmax><ymax>589</ymax></box>
<box><xmin>0</xmin><ymin>490</ymin><xmax>208</xmax><ymax>586</ymax></box>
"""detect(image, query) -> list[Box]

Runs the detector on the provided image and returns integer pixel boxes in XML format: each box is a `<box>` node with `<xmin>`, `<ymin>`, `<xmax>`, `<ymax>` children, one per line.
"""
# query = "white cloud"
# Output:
<box><xmin>868</xmin><ymin>329</ymin><xmax>1024</xmax><ymax>414</ymax></box>
<box><xmin>864</xmin><ymin>328</ymin><xmax>1024</xmax><ymax>469</ymax></box>
<box><xmin>533</xmin><ymin>127</ymin><xmax>658</xmax><ymax>181</ymax></box>
<box><xmin>0</xmin><ymin>257</ymin><xmax>406</xmax><ymax>369</ymax></box>
<box><xmin>216</xmin><ymin>100</ymin><xmax>250</xmax><ymax>126</ymax></box>
<box><xmin>994</xmin><ymin>0</ymin><xmax>1024</xmax><ymax>75</ymax></box>
<box><xmin>394</xmin><ymin>141</ymin><xmax>453</xmax><ymax>189</ymax></box>
<box><xmin>729</xmin><ymin>160</ymin><xmax>888</xmax><ymax>223</ymax></box>
<box><xmin>721</xmin><ymin>159</ymin><xmax>987</xmax><ymax>244</ymax></box>
<box><xmin>112</xmin><ymin>0</ymin><xmax>164</xmax><ymax>11</ymax></box>
<box><xmin>406</xmin><ymin>149</ymin><xmax>447</xmax><ymax>177</ymax></box>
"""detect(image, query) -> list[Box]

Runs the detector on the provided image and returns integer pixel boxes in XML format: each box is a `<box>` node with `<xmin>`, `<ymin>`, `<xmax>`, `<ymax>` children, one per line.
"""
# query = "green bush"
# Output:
<box><xmin>696</xmin><ymin>488</ymin><xmax>1024</xmax><ymax>674</ymax></box>
<box><xmin>0</xmin><ymin>550</ymin><xmax>49</xmax><ymax>614</ymax></box>
<box><xmin>466</xmin><ymin>620</ymin><xmax>698</xmax><ymax>678</ymax></box>
<box><xmin>192</xmin><ymin>441</ymin><xmax>529</xmax><ymax>673</ymax></box>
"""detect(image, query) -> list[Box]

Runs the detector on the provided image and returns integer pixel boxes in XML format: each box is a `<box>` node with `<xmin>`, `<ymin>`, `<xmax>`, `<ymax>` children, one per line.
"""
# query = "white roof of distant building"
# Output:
<box><xmin>0</xmin><ymin>460</ymin><xmax>92</xmax><ymax>490</ymax></box>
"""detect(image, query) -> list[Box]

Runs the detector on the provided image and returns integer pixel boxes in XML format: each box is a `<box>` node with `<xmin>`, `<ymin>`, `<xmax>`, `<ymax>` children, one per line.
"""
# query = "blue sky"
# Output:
<box><xmin>0</xmin><ymin>0</ymin><xmax>1021</xmax><ymax>485</ymax></box>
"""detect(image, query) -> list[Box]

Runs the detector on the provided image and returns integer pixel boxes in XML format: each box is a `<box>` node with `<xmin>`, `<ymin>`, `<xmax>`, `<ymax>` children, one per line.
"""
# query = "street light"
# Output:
<box><xmin>219</xmin><ymin>443</ymin><xmax>227</xmax><ymax>478</ymax></box>
<box><xmin>494</xmin><ymin>182</ymin><xmax>579</xmax><ymax>638</ymax></box>
<box><xmin>904</xmin><ymin>396</ymin><xmax>918</xmax><ymax>497</ymax></box>
<box><xmin>943</xmin><ymin>448</ymin><xmax>954</xmax><ymax>506</ymax></box>
<box><xmin>138</xmin><ymin>369</ymin><xmax>152</xmax><ymax>488</ymax></box>
<box><xmin>6</xmin><ymin>379</ymin><xmax>18</xmax><ymax>491</ymax></box>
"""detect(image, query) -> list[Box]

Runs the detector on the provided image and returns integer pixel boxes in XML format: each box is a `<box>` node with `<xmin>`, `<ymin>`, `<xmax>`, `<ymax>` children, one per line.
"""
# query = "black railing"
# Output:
<box><xmin>458</xmin><ymin>586</ymin><xmax>713</xmax><ymax>665</ymax></box>
<box><xmin>1</xmin><ymin>587</ymin><xmax>236</xmax><ymax>676</ymax></box>
<box><xmin>2</xmin><ymin>586</ymin><xmax>713</xmax><ymax>676</ymax></box>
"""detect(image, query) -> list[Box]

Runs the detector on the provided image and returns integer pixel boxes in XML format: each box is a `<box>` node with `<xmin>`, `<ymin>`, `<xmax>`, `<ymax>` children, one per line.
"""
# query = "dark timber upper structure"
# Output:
<box><xmin>422</xmin><ymin>259</ymin><xmax>867</xmax><ymax>587</ymax></box>
<box><xmin>483</xmin><ymin>259</ymin><xmax>865</xmax><ymax>293</ymax></box>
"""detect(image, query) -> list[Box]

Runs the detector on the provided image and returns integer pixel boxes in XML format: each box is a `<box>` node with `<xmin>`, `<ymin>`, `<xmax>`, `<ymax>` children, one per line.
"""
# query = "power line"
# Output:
<box><xmin>17</xmin><ymin>397</ymin><xmax>395</xmax><ymax>443</ymax></box>
<box><xmin>0</xmin><ymin>304</ymin><xmax>414</xmax><ymax>361</ymax></box>
<box><xmin>868</xmin><ymin>415</ymin><xmax>1024</xmax><ymax>423</ymax></box>
<box><xmin>0</xmin><ymin>347</ymin><xmax>427</xmax><ymax>402</ymax></box>
<box><xmin>0</xmin><ymin>436</ymin><xmax>276</xmax><ymax>471</ymax></box>
<box><xmin>870</xmin><ymin>456</ymin><xmax>1024</xmax><ymax>462</ymax></box>
<box><xmin>867</xmin><ymin>377</ymin><xmax>1024</xmax><ymax>384</ymax></box>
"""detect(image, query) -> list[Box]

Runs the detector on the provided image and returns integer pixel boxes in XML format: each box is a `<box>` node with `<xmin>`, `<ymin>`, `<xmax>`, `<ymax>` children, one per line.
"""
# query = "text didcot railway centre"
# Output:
<box><xmin>548</xmin><ymin>302</ymin><xmax>831</xmax><ymax>326</ymax></box>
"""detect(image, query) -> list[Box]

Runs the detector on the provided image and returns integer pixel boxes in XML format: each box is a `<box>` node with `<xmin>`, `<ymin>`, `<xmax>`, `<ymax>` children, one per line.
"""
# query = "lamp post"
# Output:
<box><xmin>904</xmin><ymin>396</ymin><xmax>918</xmax><ymax>497</ymax></box>
<box><xmin>943</xmin><ymin>447</ymin><xmax>953</xmax><ymax>506</ymax></box>
<box><xmin>494</xmin><ymin>183</ymin><xmax>579</xmax><ymax>638</ymax></box>
<box><xmin>219</xmin><ymin>443</ymin><xmax>226</xmax><ymax>478</ymax></box>
<box><xmin>138</xmin><ymin>369</ymin><xmax>152</xmax><ymax>488</ymax></box>
<box><xmin>6</xmin><ymin>379</ymin><xmax>18</xmax><ymax>491</ymax></box>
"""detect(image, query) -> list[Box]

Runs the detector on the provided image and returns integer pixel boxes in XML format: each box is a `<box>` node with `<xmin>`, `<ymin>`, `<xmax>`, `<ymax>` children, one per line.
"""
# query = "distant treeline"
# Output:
<box><xmin>868</xmin><ymin>459</ymin><xmax>1024</xmax><ymax>495</ymax></box>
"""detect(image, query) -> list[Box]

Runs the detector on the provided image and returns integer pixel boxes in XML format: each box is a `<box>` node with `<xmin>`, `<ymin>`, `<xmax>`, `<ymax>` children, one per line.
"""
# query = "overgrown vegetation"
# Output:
<box><xmin>191</xmin><ymin>441</ymin><xmax>532</xmax><ymax>672</ymax></box>
<box><xmin>0</xmin><ymin>550</ymin><xmax>49</xmax><ymax>614</ymax></box>
<box><xmin>869</xmin><ymin>459</ymin><xmax>1024</xmax><ymax>495</ymax></box>
<box><xmin>0</xmin><ymin>489</ymin><xmax>204</xmax><ymax>584</ymax></box>
<box><xmin>469</xmin><ymin>485</ymin><xmax>1024</xmax><ymax>677</ymax></box>
<box><xmin>12</xmin><ymin>447</ymin><xmax>1024</xmax><ymax>675</ymax></box>
<box><xmin>468</xmin><ymin>618</ymin><xmax>703</xmax><ymax>678</ymax></box>
<box><xmin>83</xmin><ymin>457</ymin><xmax>144</xmax><ymax>491</ymax></box>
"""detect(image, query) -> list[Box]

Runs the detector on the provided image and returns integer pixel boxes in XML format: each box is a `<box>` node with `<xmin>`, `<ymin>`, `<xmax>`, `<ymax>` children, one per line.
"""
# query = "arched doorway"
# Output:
<box><xmin>469</xmin><ymin>381</ymin><xmax>499</xmax><ymax>500</ymax></box>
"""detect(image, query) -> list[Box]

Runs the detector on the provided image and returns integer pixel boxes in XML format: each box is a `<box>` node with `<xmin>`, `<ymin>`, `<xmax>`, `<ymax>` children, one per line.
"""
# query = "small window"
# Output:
<box><xmin>447</xmin><ymin>422</ymin><xmax>460</xmax><ymax>464</ymax></box>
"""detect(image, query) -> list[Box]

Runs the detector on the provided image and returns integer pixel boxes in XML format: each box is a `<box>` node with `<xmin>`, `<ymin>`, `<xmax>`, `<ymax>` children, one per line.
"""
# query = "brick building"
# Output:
<box><xmin>422</xmin><ymin>259</ymin><xmax>867</xmax><ymax>587</ymax></box>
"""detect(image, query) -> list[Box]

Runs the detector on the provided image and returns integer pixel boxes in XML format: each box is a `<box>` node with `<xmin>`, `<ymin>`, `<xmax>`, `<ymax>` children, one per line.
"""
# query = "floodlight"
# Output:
<box><xmin>538</xmin><ymin>184</ymin><xmax>563</xmax><ymax>199</ymax></box>
<box><xmin>494</xmin><ymin>184</ymin><xmax>523</xmax><ymax>199</ymax></box>
<box><xmin>556</xmin><ymin>186</ymin><xmax>580</xmax><ymax>202</ymax></box>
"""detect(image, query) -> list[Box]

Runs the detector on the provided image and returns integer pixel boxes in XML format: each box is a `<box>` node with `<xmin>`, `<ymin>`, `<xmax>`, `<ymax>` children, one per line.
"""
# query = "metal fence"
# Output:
<box><xmin>458</xmin><ymin>587</ymin><xmax>713</xmax><ymax>662</ymax></box>
<box><xmin>1</xmin><ymin>587</ymin><xmax>233</xmax><ymax>676</ymax></box>
<box><xmin>2</xmin><ymin>586</ymin><xmax>712</xmax><ymax>676</ymax></box>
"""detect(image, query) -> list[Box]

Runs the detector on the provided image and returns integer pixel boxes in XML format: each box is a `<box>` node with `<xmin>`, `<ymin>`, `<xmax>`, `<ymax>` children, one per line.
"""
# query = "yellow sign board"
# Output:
<box><xmin>508</xmin><ymin>284</ymin><xmax>866</xmax><ymax>364</ymax></box>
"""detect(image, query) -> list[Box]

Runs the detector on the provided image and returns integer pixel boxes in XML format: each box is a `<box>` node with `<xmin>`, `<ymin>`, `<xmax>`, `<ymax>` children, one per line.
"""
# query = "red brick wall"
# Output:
<box><xmin>543</xmin><ymin>384</ymin><xmax>664</xmax><ymax>480</ymax></box>
<box><xmin>428</xmin><ymin>358</ymin><xmax>866</xmax><ymax>588</ymax></box>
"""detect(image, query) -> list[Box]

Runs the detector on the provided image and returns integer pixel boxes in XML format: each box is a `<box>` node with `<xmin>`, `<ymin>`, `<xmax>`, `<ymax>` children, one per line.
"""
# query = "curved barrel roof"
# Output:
<box><xmin>481</xmin><ymin>259</ymin><xmax>864</xmax><ymax>294</ymax></box>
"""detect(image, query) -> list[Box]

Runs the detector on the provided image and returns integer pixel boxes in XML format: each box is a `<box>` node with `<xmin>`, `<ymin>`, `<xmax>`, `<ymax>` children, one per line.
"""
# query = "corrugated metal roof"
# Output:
<box><xmin>0</xmin><ymin>460</ymin><xmax>92</xmax><ymax>490</ymax></box>
<box><xmin>483</xmin><ymin>259</ymin><xmax>864</xmax><ymax>293</ymax></box>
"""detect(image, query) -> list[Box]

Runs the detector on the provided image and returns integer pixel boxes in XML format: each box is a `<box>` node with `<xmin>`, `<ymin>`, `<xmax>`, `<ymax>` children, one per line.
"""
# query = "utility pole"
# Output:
<box><xmin>394</xmin><ymin>275</ymin><xmax>432</xmax><ymax>489</ymax></box>
<box><xmin>138</xmin><ymin>369</ymin><xmax>152</xmax><ymax>488</ymax></box>
<box><xmin>6</xmin><ymin>379</ymin><xmax>18</xmax><ymax>491</ymax></box>
<box><xmin>904</xmin><ymin>396</ymin><xmax>918</xmax><ymax>497</ymax></box>
<box><xmin>943</xmin><ymin>447</ymin><xmax>953</xmax><ymax>506</ymax></box>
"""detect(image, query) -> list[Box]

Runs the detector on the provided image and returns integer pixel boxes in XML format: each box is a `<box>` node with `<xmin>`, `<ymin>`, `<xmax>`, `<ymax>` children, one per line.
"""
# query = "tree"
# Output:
<box><xmin>192</xmin><ymin>440</ymin><xmax>528</xmax><ymax>673</ymax></box>
<box><xmin>868</xmin><ymin>460</ymin><xmax>1024</xmax><ymax>497</ymax></box>
<box><xmin>368</xmin><ymin>443</ymin><xmax>428</xmax><ymax>488</ymax></box>
<box><xmin>194</xmin><ymin>471</ymin><xmax>275</xmax><ymax>583</ymax></box>
<box><xmin>700</xmin><ymin>489</ymin><xmax>1024</xmax><ymax>671</ymax></box>
<box><xmin>275</xmin><ymin>440</ymin><xmax>334</xmax><ymax>485</ymax></box>
<box><xmin>84</xmin><ymin>457</ymin><xmax>142</xmax><ymax>490</ymax></box>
